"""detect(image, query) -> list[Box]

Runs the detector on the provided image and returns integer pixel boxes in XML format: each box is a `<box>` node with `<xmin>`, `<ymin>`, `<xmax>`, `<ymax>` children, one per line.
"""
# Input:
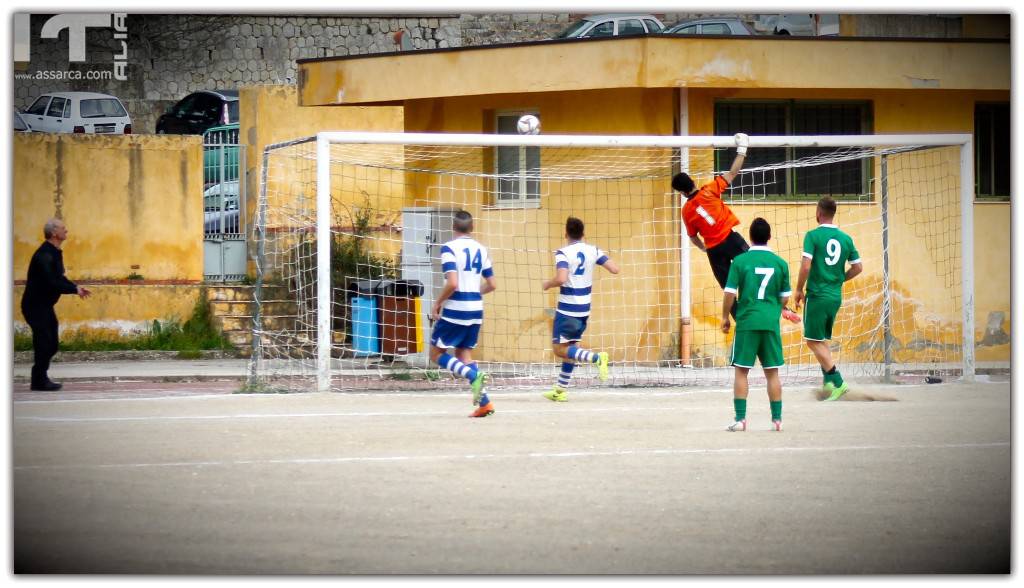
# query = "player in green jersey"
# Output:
<box><xmin>793</xmin><ymin>197</ymin><xmax>863</xmax><ymax>401</ymax></box>
<box><xmin>721</xmin><ymin>217</ymin><xmax>791</xmax><ymax>432</ymax></box>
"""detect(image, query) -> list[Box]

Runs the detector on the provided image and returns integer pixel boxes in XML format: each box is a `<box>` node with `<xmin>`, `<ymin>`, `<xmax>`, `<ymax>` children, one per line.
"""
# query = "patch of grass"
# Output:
<box><xmin>235</xmin><ymin>381</ymin><xmax>292</xmax><ymax>394</ymax></box>
<box><xmin>14</xmin><ymin>290</ymin><xmax>234</xmax><ymax>353</ymax></box>
<box><xmin>175</xmin><ymin>350</ymin><xmax>204</xmax><ymax>360</ymax></box>
<box><xmin>386</xmin><ymin>370</ymin><xmax>414</xmax><ymax>381</ymax></box>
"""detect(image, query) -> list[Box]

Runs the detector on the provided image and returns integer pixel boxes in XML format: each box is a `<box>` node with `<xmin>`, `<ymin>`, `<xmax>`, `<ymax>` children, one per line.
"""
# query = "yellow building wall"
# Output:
<box><xmin>685</xmin><ymin>87</ymin><xmax>1010</xmax><ymax>364</ymax></box>
<box><xmin>13</xmin><ymin>133</ymin><xmax>205</xmax><ymax>333</ymax></box>
<box><xmin>13</xmin><ymin>285</ymin><xmax>201</xmax><ymax>336</ymax></box>
<box><xmin>239</xmin><ymin>85</ymin><xmax>406</xmax><ymax>274</ymax></box>
<box><xmin>372</xmin><ymin>87</ymin><xmax>1010</xmax><ymax>366</ymax></box>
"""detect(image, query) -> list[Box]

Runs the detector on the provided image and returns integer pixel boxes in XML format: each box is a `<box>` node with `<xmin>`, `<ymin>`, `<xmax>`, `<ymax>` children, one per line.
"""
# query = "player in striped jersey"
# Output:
<box><xmin>540</xmin><ymin>217</ymin><xmax>620</xmax><ymax>402</ymax></box>
<box><xmin>793</xmin><ymin>197</ymin><xmax>863</xmax><ymax>401</ymax></box>
<box><xmin>429</xmin><ymin>211</ymin><xmax>498</xmax><ymax>417</ymax></box>
<box><xmin>673</xmin><ymin>132</ymin><xmax>750</xmax><ymax>318</ymax></box>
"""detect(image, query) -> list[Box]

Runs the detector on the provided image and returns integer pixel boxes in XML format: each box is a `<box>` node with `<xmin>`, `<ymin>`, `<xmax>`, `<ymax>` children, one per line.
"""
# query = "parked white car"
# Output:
<box><xmin>754</xmin><ymin>14</ymin><xmax>840</xmax><ymax>36</ymax></box>
<box><xmin>13</xmin><ymin>109</ymin><xmax>32</xmax><ymax>132</ymax></box>
<box><xmin>555</xmin><ymin>14</ymin><xmax>665</xmax><ymax>39</ymax></box>
<box><xmin>22</xmin><ymin>92</ymin><xmax>132</xmax><ymax>134</ymax></box>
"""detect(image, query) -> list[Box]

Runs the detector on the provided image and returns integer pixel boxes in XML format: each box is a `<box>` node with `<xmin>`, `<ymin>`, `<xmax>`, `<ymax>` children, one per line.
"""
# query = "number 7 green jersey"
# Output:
<box><xmin>802</xmin><ymin>224</ymin><xmax>860</xmax><ymax>302</ymax></box>
<box><xmin>724</xmin><ymin>246</ymin><xmax>792</xmax><ymax>332</ymax></box>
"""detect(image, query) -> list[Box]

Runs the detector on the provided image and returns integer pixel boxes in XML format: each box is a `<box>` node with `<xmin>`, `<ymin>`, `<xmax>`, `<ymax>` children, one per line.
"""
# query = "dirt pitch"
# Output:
<box><xmin>12</xmin><ymin>378</ymin><xmax>1010</xmax><ymax>574</ymax></box>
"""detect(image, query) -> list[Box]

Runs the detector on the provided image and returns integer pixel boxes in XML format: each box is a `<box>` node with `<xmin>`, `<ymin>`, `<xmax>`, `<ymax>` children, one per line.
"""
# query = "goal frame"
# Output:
<box><xmin>308</xmin><ymin>131</ymin><xmax>975</xmax><ymax>393</ymax></box>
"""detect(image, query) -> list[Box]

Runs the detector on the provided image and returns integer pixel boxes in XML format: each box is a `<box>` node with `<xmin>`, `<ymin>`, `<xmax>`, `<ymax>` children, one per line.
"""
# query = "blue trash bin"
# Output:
<box><xmin>349</xmin><ymin>280</ymin><xmax>381</xmax><ymax>356</ymax></box>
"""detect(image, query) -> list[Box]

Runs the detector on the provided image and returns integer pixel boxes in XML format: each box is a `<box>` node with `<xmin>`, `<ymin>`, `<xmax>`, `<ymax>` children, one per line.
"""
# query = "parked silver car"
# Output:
<box><xmin>22</xmin><ymin>91</ymin><xmax>132</xmax><ymax>134</ymax></box>
<box><xmin>663</xmin><ymin>18</ymin><xmax>756</xmax><ymax>36</ymax></box>
<box><xmin>555</xmin><ymin>14</ymin><xmax>665</xmax><ymax>39</ymax></box>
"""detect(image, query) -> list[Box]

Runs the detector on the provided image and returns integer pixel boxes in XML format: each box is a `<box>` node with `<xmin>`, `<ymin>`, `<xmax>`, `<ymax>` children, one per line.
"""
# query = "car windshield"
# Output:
<box><xmin>555</xmin><ymin>19</ymin><xmax>592</xmax><ymax>38</ymax></box>
<box><xmin>80</xmin><ymin>98</ymin><xmax>127</xmax><ymax>118</ymax></box>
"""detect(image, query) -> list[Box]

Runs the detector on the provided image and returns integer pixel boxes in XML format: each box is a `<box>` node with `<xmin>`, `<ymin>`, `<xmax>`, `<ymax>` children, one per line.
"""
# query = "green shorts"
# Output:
<box><xmin>731</xmin><ymin>329</ymin><xmax>784</xmax><ymax>369</ymax></box>
<box><xmin>803</xmin><ymin>297</ymin><xmax>842</xmax><ymax>341</ymax></box>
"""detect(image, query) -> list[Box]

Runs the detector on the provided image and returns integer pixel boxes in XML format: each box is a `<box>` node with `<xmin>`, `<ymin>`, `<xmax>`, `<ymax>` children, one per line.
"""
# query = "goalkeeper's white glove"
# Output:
<box><xmin>734</xmin><ymin>132</ymin><xmax>749</xmax><ymax>156</ymax></box>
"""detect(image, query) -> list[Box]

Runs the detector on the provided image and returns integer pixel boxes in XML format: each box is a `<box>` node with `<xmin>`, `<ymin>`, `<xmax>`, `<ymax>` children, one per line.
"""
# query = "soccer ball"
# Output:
<box><xmin>516</xmin><ymin>114</ymin><xmax>540</xmax><ymax>135</ymax></box>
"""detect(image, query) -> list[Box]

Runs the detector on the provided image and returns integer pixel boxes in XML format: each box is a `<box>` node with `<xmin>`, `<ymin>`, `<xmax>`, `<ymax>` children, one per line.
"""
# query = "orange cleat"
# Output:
<box><xmin>782</xmin><ymin>308</ymin><xmax>801</xmax><ymax>323</ymax></box>
<box><xmin>469</xmin><ymin>402</ymin><xmax>495</xmax><ymax>418</ymax></box>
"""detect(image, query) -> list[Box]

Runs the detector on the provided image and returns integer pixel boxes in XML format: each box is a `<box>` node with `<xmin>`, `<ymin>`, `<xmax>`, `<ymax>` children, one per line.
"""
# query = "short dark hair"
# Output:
<box><xmin>817</xmin><ymin>196</ymin><xmax>837</xmax><ymax>219</ymax></box>
<box><xmin>749</xmin><ymin>217</ymin><xmax>771</xmax><ymax>245</ymax></box>
<box><xmin>453</xmin><ymin>210</ymin><xmax>473</xmax><ymax>234</ymax></box>
<box><xmin>671</xmin><ymin>172</ymin><xmax>695</xmax><ymax>196</ymax></box>
<box><xmin>566</xmin><ymin>216</ymin><xmax>584</xmax><ymax>240</ymax></box>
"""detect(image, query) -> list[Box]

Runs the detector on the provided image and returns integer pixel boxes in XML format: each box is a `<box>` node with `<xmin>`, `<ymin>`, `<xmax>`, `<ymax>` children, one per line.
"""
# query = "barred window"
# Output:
<box><xmin>714</xmin><ymin>100</ymin><xmax>873</xmax><ymax>200</ymax></box>
<box><xmin>975</xmin><ymin>102</ymin><xmax>1010</xmax><ymax>200</ymax></box>
<box><xmin>494</xmin><ymin>111</ymin><xmax>541</xmax><ymax>207</ymax></box>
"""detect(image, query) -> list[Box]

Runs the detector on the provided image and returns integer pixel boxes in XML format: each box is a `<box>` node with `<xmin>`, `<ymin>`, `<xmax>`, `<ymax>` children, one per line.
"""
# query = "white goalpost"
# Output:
<box><xmin>249</xmin><ymin>131</ymin><xmax>974</xmax><ymax>394</ymax></box>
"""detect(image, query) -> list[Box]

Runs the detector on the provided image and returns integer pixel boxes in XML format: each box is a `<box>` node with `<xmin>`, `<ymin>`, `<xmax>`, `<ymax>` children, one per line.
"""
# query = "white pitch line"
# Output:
<box><xmin>14</xmin><ymin>405</ymin><xmax>710</xmax><ymax>423</ymax></box>
<box><xmin>13</xmin><ymin>442</ymin><xmax>1010</xmax><ymax>471</ymax></box>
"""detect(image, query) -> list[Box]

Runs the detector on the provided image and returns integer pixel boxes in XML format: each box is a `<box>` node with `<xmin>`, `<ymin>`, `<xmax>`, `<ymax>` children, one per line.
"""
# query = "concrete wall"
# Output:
<box><xmin>383</xmin><ymin>86</ymin><xmax>1010</xmax><ymax>365</ymax></box>
<box><xmin>13</xmin><ymin>133</ymin><xmax>204</xmax><ymax>333</ymax></box>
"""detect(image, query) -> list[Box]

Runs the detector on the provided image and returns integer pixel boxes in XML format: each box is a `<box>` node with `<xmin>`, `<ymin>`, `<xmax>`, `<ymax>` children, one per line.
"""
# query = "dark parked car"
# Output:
<box><xmin>156</xmin><ymin>90</ymin><xmax>238</xmax><ymax>135</ymax></box>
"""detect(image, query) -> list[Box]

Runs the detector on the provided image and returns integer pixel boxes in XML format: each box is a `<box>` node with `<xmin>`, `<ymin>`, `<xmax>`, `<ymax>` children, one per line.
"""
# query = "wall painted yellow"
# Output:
<box><xmin>13</xmin><ymin>285</ymin><xmax>201</xmax><ymax>336</ymax></box>
<box><xmin>13</xmin><ymin>133</ymin><xmax>206</xmax><ymax>334</ymax></box>
<box><xmin>299</xmin><ymin>37</ymin><xmax>1008</xmax><ymax>106</ymax></box>
<box><xmin>14</xmin><ymin>133</ymin><xmax>204</xmax><ymax>281</ymax></box>
<box><xmin>239</xmin><ymin>85</ymin><xmax>406</xmax><ymax>273</ymax></box>
<box><xmin>354</xmin><ymin>86</ymin><xmax>1009</xmax><ymax>366</ymax></box>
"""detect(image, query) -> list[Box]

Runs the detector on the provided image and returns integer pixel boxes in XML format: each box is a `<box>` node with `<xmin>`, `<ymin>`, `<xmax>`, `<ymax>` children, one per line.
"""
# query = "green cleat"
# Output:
<box><xmin>543</xmin><ymin>388</ymin><xmax>568</xmax><ymax>402</ymax></box>
<box><xmin>596</xmin><ymin>352</ymin><xmax>610</xmax><ymax>382</ymax></box>
<box><xmin>824</xmin><ymin>381</ymin><xmax>849</xmax><ymax>401</ymax></box>
<box><xmin>471</xmin><ymin>371</ymin><xmax>488</xmax><ymax>405</ymax></box>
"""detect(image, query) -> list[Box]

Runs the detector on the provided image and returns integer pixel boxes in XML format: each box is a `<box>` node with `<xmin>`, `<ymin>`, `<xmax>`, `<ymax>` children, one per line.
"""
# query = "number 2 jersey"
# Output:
<box><xmin>554</xmin><ymin>241</ymin><xmax>609</xmax><ymax>318</ymax></box>
<box><xmin>439</xmin><ymin>236</ymin><xmax>494</xmax><ymax>326</ymax></box>
<box><xmin>724</xmin><ymin>246</ymin><xmax>792</xmax><ymax>332</ymax></box>
<box><xmin>802</xmin><ymin>224</ymin><xmax>860</xmax><ymax>303</ymax></box>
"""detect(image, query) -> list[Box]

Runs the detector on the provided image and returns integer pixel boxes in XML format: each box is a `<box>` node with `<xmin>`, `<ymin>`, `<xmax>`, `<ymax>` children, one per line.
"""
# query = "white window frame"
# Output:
<box><xmin>492</xmin><ymin>109</ymin><xmax>542</xmax><ymax>209</ymax></box>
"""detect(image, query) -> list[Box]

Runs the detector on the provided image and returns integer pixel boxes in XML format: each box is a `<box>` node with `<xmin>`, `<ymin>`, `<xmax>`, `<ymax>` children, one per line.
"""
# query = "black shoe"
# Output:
<box><xmin>30</xmin><ymin>381</ymin><xmax>62</xmax><ymax>391</ymax></box>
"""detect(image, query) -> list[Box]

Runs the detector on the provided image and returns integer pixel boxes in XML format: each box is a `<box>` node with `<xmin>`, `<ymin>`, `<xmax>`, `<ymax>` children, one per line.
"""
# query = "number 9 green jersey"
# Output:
<box><xmin>802</xmin><ymin>224</ymin><xmax>860</xmax><ymax>302</ymax></box>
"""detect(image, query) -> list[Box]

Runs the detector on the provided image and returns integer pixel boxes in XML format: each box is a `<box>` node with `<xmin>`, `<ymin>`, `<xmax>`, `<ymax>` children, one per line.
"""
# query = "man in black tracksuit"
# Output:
<box><xmin>21</xmin><ymin>218</ymin><xmax>90</xmax><ymax>391</ymax></box>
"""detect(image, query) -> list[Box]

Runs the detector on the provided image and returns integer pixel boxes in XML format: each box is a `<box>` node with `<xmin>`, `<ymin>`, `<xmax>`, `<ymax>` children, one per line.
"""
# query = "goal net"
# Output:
<box><xmin>248</xmin><ymin>132</ymin><xmax>974</xmax><ymax>393</ymax></box>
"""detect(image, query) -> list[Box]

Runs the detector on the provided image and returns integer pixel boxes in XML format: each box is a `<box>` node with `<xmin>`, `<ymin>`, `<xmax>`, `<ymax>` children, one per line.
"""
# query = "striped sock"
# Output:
<box><xmin>471</xmin><ymin>363</ymin><xmax>490</xmax><ymax>405</ymax></box>
<box><xmin>568</xmin><ymin>345</ymin><xmax>596</xmax><ymax>363</ymax></box>
<box><xmin>437</xmin><ymin>353</ymin><xmax>477</xmax><ymax>383</ymax></box>
<box><xmin>556</xmin><ymin>362</ymin><xmax>575</xmax><ymax>390</ymax></box>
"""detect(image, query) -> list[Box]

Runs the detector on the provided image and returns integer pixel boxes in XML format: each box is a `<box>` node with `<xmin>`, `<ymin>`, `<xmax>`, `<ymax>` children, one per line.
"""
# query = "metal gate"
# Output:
<box><xmin>203</xmin><ymin>124</ymin><xmax>247</xmax><ymax>282</ymax></box>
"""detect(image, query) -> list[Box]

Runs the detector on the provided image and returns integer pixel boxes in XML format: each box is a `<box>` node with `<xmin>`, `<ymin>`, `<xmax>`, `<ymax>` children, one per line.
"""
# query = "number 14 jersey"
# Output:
<box><xmin>439</xmin><ymin>236</ymin><xmax>494</xmax><ymax>326</ymax></box>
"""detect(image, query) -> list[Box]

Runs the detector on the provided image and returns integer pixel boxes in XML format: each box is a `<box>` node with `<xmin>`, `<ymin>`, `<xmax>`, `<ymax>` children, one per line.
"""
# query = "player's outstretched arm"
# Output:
<box><xmin>794</xmin><ymin>257</ymin><xmax>812</xmax><ymax>309</ymax></box>
<box><xmin>431</xmin><ymin>272</ymin><xmax>459</xmax><ymax>320</ymax></box>
<box><xmin>542</xmin><ymin>268</ymin><xmax>569</xmax><ymax>291</ymax></box>
<box><xmin>481</xmin><ymin>276</ymin><xmax>497</xmax><ymax>295</ymax></box>
<box><xmin>722</xmin><ymin>133</ymin><xmax>749</xmax><ymax>185</ymax></box>
<box><xmin>721</xmin><ymin>292</ymin><xmax>736</xmax><ymax>333</ymax></box>
<box><xmin>689</xmin><ymin>235</ymin><xmax>707</xmax><ymax>252</ymax></box>
<box><xmin>600</xmin><ymin>258</ymin><xmax>620</xmax><ymax>275</ymax></box>
<box><xmin>845</xmin><ymin>261</ymin><xmax>863</xmax><ymax>282</ymax></box>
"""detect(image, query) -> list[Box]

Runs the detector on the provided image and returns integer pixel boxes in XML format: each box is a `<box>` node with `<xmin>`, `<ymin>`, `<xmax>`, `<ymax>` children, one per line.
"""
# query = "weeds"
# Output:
<box><xmin>14</xmin><ymin>290</ymin><xmax>233</xmax><ymax>353</ymax></box>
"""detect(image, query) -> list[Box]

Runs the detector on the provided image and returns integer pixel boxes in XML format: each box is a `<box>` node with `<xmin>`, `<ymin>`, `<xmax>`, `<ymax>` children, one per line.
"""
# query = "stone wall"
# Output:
<box><xmin>14</xmin><ymin>13</ymin><xmax>966</xmax><ymax>135</ymax></box>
